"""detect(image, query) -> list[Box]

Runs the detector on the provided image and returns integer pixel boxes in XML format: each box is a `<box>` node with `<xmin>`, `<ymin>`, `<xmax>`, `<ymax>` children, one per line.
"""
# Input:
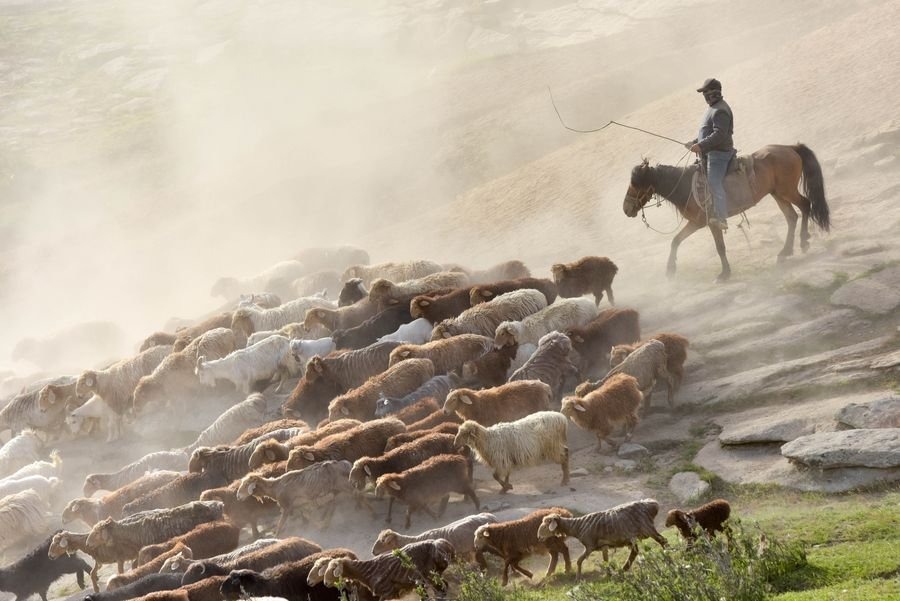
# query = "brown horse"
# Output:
<box><xmin>623</xmin><ymin>144</ymin><xmax>830</xmax><ymax>282</ymax></box>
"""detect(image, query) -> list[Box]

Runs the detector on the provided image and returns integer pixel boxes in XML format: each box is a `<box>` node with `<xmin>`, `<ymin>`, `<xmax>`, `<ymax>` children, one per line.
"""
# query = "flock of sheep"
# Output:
<box><xmin>0</xmin><ymin>246</ymin><xmax>734</xmax><ymax>601</ymax></box>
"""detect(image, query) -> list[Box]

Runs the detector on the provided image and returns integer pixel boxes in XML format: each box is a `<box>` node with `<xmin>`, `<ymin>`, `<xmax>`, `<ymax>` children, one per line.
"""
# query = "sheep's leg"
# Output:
<box><xmin>511</xmin><ymin>560</ymin><xmax>534</xmax><ymax>579</ymax></box>
<box><xmin>606</xmin><ymin>286</ymin><xmax>615</xmax><ymax>306</ymax></box>
<box><xmin>545</xmin><ymin>550</ymin><xmax>560</xmax><ymax>579</ymax></box>
<box><xmin>39</xmin><ymin>590</ymin><xmax>48</xmax><ymax>601</ymax></box>
<box><xmin>385</xmin><ymin>497</ymin><xmax>395</xmax><ymax>523</ymax></box>
<box><xmin>640</xmin><ymin>381</ymin><xmax>656</xmax><ymax>414</ymax></box>
<box><xmin>501</xmin><ymin>561</ymin><xmax>513</xmax><ymax>586</ymax></box>
<box><xmin>90</xmin><ymin>561</ymin><xmax>101</xmax><ymax>592</ymax></box>
<box><xmin>561</xmin><ymin>543</ymin><xmax>572</xmax><ymax>573</ymax></box>
<box><xmin>623</xmin><ymin>415</ymin><xmax>639</xmax><ymax>442</ymax></box>
<box><xmin>492</xmin><ymin>471</ymin><xmax>511</xmax><ymax>493</ymax></box>
<box><xmin>575</xmin><ymin>547</ymin><xmax>594</xmax><ymax>579</ymax></box>
<box><xmin>659</xmin><ymin>366</ymin><xmax>677</xmax><ymax>409</ymax></box>
<box><xmin>75</xmin><ymin>566</ymin><xmax>86</xmax><ymax>590</ymax></box>
<box><xmin>621</xmin><ymin>544</ymin><xmax>639</xmax><ymax>571</ymax></box>
<box><xmin>437</xmin><ymin>495</ymin><xmax>450</xmax><ymax>517</ymax></box>
<box><xmin>464</xmin><ymin>484</ymin><xmax>480</xmax><ymax>510</ymax></box>
<box><xmin>650</xmin><ymin>529</ymin><xmax>668</xmax><ymax>548</ymax></box>
<box><xmin>117</xmin><ymin>560</ymin><xmax>124</xmax><ymax>574</ymax></box>
<box><xmin>250</xmin><ymin>521</ymin><xmax>260</xmax><ymax>539</ymax></box>
<box><xmin>274</xmin><ymin>508</ymin><xmax>290</xmax><ymax>537</ymax></box>
<box><xmin>560</xmin><ymin>446</ymin><xmax>570</xmax><ymax>485</ymax></box>
<box><xmin>404</xmin><ymin>506</ymin><xmax>414</xmax><ymax>530</ymax></box>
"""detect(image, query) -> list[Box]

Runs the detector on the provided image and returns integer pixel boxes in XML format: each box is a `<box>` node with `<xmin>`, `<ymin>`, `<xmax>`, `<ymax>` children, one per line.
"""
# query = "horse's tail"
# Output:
<box><xmin>793</xmin><ymin>143</ymin><xmax>830</xmax><ymax>232</ymax></box>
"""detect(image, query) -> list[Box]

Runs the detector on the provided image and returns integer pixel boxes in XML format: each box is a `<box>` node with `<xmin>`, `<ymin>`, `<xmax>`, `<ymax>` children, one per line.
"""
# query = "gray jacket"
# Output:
<box><xmin>690</xmin><ymin>98</ymin><xmax>734</xmax><ymax>153</ymax></box>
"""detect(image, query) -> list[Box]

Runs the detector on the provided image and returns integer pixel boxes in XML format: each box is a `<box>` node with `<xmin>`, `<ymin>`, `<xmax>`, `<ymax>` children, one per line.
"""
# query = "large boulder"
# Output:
<box><xmin>720</xmin><ymin>417</ymin><xmax>817</xmax><ymax>445</ymax></box>
<box><xmin>781</xmin><ymin>429</ymin><xmax>900</xmax><ymax>469</ymax></box>
<box><xmin>830</xmin><ymin>266</ymin><xmax>900</xmax><ymax>315</ymax></box>
<box><xmin>836</xmin><ymin>396</ymin><xmax>900</xmax><ymax>429</ymax></box>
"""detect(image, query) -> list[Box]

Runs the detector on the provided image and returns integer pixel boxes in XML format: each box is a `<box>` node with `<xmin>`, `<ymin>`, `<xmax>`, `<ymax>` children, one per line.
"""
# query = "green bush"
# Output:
<box><xmin>568</xmin><ymin>522</ymin><xmax>806</xmax><ymax>601</ymax></box>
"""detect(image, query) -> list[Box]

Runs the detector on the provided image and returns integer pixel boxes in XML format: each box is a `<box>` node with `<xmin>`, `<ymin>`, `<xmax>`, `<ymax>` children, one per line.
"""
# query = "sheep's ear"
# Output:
<box><xmin>419</xmin><ymin>299</ymin><xmax>430</xmax><ymax>307</ymax></box>
<box><xmin>461</xmin><ymin>395</ymin><xmax>473</xmax><ymax>406</ymax></box>
<box><xmin>388</xmin><ymin>480</ymin><xmax>401</xmax><ymax>491</ymax></box>
<box><xmin>312</xmin><ymin>358</ymin><xmax>324</xmax><ymax>374</ymax></box>
<box><xmin>304</xmin><ymin>452</ymin><xmax>315</xmax><ymax>461</ymax></box>
<box><xmin>316</xmin><ymin>310</ymin><xmax>325</xmax><ymax>318</ymax></box>
<box><xmin>482</xmin><ymin>530</ymin><xmax>490</xmax><ymax>538</ymax></box>
<box><xmin>340</xmin><ymin>406</ymin><xmax>349</xmax><ymax>416</ymax></box>
<box><xmin>442</xmin><ymin>331</ymin><xmax>451</xmax><ymax>339</ymax></box>
<box><xmin>84</xmin><ymin>375</ymin><xmax>95</xmax><ymax>387</ymax></box>
<box><xmin>247</xmin><ymin>482</ymin><xmax>256</xmax><ymax>495</ymax></box>
<box><xmin>574</xmin><ymin>402</ymin><xmax>587</xmax><ymax>413</ymax></box>
<box><xmin>59</xmin><ymin>536</ymin><xmax>68</xmax><ymax>548</ymax></box>
<box><xmin>46</xmin><ymin>389</ymin><xmax>56</xmax><ymax>405</ymax></box>
<box><xmin>482</xmin><ymin>290</ymin><xmax>494</xmax><ymax>298</ymax></box>
<box><xmin>400</xmin><ymin>351</ymin><xmax>411</xmax><ymax>358</ymax></box>
<box><xmin>364</xmin><ymin>465</ymin><xmax>372</xmax><ymax>476</ymax></box>
<box><xmin>549</xmin><ymin>519</ymin><xmax>558</xmax><ymax>531</ymax></box>
<box><xmin>265</xmin><ymin>450</ymin><xmax>275</xmax><ymax>461</ymax></box>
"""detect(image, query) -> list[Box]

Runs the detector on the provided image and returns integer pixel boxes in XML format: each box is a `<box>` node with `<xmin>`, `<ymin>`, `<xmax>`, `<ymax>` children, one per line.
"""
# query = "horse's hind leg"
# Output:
<box><xmin>710</xmin><ymin>227</ymin><xmax>731</xmax><ymax>282</ymax></box>
<box><xmin>797</xmin><ymin>195</ymin><xmax>812</xmax><ymax>252</ymax></box>
<box><xmin>774</xmin><ymin>198</ymin><xmax>799</xmax><ymax>262</ymax></box>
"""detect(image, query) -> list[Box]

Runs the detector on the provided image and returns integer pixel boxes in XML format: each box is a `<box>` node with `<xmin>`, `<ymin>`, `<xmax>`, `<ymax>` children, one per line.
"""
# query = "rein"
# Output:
<box><xmin>636</xmin><ymin>150</ymin><xmax>692</xmax><ymax>235</ymax></box>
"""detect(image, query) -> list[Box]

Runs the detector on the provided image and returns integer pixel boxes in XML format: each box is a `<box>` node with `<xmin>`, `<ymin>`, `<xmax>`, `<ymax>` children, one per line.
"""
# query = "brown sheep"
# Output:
<box><xmin>460</xmin><ymin>344</ymin><xmax>520</xmax><ymax>388</ymax></box>
<box><xmin>666</xmin><ymin>498</ymin><xmax>732</xmax><ymax>542</ymax></box>
<box><xmin>247</xmin><ymin>419</ymin><xmax>361</xmax><ymax>470</ymax></box>
<box><xmin>135</xmin><ymin>520</ymin><xmax>240</xmax><ymax>566</ymax></box>
<box><xmin>105</xmin><ymin>543</ymin><xmax>191</xmax><ymax>591</ymax></box>
<box><xmin>390</xmin><ymin>397</ymin><xmax>441</xmax><ymax>425</ymax></box>
<box><xmin>443</xmin><ymin>380</ymin><xmax>552</xmax><ymax>427</ymax></box>
<box><xmin>374</xmin><ymin>454</ymin><xmax>479</xmax><ymax>529</ymax></box>
<box><xmin>303</xmin><ymin>300</ymin><xmax>378</xmax><ymax>334</ymax></box>
<box><xmin>561</xmin><ymin>374</ymin><xmax>642</xmax><ymax>450</ymax></box>
<box><xmin>368</xmin><ymin>272</ymin><xmax>469</xmax><ymax>309</ymax></box>
<box><xmin>551</xmin><ymin>256</ymin><xmax>618</xmax><ymax>306</ymax></box>
<box><xmin>473</xmin><ymin>508</ymin><xmax>572</xmax><ymax>586</ymax></box>
<box><xmin>199</xmin><ymin>481</ymin><xmax>280</xmax><ymax>539</ymax></box>
<box><xmin>230</xmin><ymin>418</ymin><xmax>310</xmax><ymax>446</ymax></box>
<box><xmin>566</xmin><ymin>308</ymin><xmax>641</xmax><ymax>378</ymax></box>
<box><xmin>405</xmin><ymin>409</ymin><xmax>463</xmax><ymax>433</ymax></box>
<box><xmin>610</xmin><ymin>332</ymin><xmax>689</xmax><ymax>394</ymax></box>
<box><xmin>287</xmin><ymin>418</ymin><xmax>406</xmax><ymax>470</ymax></box>
<box><xmin>466</xmin><ymin>260</ymin><xmax>532</xmax><ymax>284</ymax></box>
<box><xmin>63</xmin><ymin>471</ymin><xmax>181</xmax><ymax>527</ymax></box>
<box><xmin>409</xmin><ymin>288</ymin><xmax>473</xmax><ymax>324</ymax></box>
<box><xmin>139</xmin><ymin>332</ymin><xmax>179</xmax><ymax>353</ymax></box>
<box><xmin>388</xmin><ymin>334</ymin><xmax>493</xmax><ymax>375</ymax></box>
<box><xmin>327</xmin><ymin>358</ymin><xmax>434</xmax><ymax>421</ymax></box>
<box><xmin>468</xmin><ymin>277</ymin><xmax>558</xmax><ymax>306</ymax></box>
<box><xmin>385</xmin><ymin>422</ymin><xmax>460</xmax><ymax>451</ymax></box>
<box><xmin>579</xmin><ymin>339</ymin><xmax>674</xmax><ymax>411</ymax></box>
<box><xmin>127</xmin><ymin>576</ymin><xmax>227</xmax><ymax>601</ymax></box>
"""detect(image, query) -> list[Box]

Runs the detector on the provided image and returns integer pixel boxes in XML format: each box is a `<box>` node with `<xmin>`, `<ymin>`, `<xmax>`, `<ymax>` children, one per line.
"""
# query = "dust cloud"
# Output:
<box><xmin>0</xmin><ymin>0</ymin><xmax>872</xmax><ymax>378</ymax></box>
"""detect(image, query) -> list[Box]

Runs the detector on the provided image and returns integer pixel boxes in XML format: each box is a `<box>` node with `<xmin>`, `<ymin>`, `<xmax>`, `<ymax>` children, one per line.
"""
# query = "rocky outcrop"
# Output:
<box><xmin>781</xmin><ymin>429</ymin><xmax>900</xmax><ymax>469</ymax></box>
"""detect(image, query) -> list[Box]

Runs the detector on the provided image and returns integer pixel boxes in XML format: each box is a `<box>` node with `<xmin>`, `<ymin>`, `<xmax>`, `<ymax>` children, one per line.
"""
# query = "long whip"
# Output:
<box><xmin>547</xmin><ymin>87</ymin><xmax>687</xmax><ymax>146</ymax></box>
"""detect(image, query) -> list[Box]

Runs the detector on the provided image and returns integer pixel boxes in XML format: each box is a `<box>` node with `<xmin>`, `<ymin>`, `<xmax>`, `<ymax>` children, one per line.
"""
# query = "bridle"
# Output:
<box><xmin>625</xmin><ymin>184</ymin><xmax>655</xmax><ymax>215</ymax></box>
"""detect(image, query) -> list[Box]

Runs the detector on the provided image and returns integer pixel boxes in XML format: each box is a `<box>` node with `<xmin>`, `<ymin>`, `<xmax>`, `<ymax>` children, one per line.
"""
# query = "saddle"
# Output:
<box><xmin>692</xmin><ymin>154</ymin><xmax>757</xmax><ymax>213</ymax></box>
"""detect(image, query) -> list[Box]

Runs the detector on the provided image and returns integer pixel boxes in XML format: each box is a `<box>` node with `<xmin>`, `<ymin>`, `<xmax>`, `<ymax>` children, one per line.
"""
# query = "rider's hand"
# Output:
<box><xmin>690</xmin><ymin>143</ymin><xmax>701</xmax><ymax>153</ymax></box>
<box><xmin>683</xmin><ymin>141</ymin><xmax>693</xmax><ymax>150</ymax></box>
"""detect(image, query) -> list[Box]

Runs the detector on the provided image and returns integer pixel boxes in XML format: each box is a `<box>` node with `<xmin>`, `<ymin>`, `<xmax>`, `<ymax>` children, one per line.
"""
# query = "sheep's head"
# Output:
<box><xmin>188</xmin><ymin>447</ymin><xmax>215</xmax><ymax>473</ymax></box>
<box><xmin>550</xmin><ymin>264</ymin><xmax>568</xmax><ymax>283</ymax></box>
<box><xmin>473</xmin><ymin>525</ymin><xmax>492</xmax><ymax>550</ymax></box>
<box><xmin>305</xmin><ymin>308</ymin><xmax>335</xmax><ymax>332</ymax></box>
<box><xmin>194</xmin><ymin>355</ymin><xmax>216</xmax><ymax>386</ymax></box>
<box><xmin>453</xmin><ymin>420</ymin><xmax>481</xmax><ymax>448</ymax></box>
<box><xmin>409</xmin><ymin>296</ymin><xmax>431</xmax><ymax>319</ymax></box>
<box><xmin>160</xmin><ymin>547</ymin><xmax>194</xmax><ymax>573</ymax></box>
<box><xmin>38</xmin><ymin>384</ymin><xmax>61</xmax><ymax>413</ymax></box>
<box><xmin>172</xmin><ymin>333</ymin><xmax>193</xmax><ymax>353</ymax></box>
<box><xmin>493</xmin><ymin>322</ymin><xmax>520</xmax><ymax>349</ymax></box>
<box><xmin>469</xmin><ymin>287</ymin><xmax>494</xmax><ymax>305</ymax></box>
<box><xmin>323</xmin><ymin>557</ymin><xmax>350</xmax><ymax>587</ymax></box>
<box><xmin>609</xmin><ymin>345</ymin><xmax>632</xmax><ymax>368</ymax></box>
<box><xmin>537</xmin><ymin>514</ymin><xmax>565</xmax><ymax>540</ymax></box>
<box><xmin>61</xmin><ymin>498</ymin><xmax>91</xmax><ymax>524</ymax></box>
<box><xmin>248</xmin><ymin>439</ymin><xmax>288</xmax><ymax>470</ymax></box>
<box><xmin>307</xmin><ymin>557</ymin><xmax>333</xmax><ymax>586</ymax></box>
<box><xmin>48</xmin><ymin>532</ymin><xmax>77</xmax><ymax>559</ymax></box>
<box><xmin>220</xmin><ymin>569</ymin><xmax>263</xmax><ymax>600</ymax></box>
<box><xmin>374</xmin><ymin>475</ymin><xmax>402</xmax><ymax>498</ymax></box>
<box><xmin>430</xmin><ymin>321</ymin><xmax>453</xmax><ymax>342</ymax></box>
<box><xmin>236</xmin><ymin>475</ymin><xmax>263</xmax><ymax>501</ymax></box>
<box><xmin>560</xmin><ymin>397</ymin><xmax>587</xmax><ymax>420</ymax></box>
<box><xmin>624</xmin><ymin>159</ymin><xmax>654</xmax><ymax>218</ymax></box>
<box><xmin>327</xmin><ymin>397</ymin><xmax>351</xmax><ymax>421</ymax></box>
<box><xmin>85</xmin><ymin>518</ymin><xmax>114</xmax><ymax>548</ymax></box>
<box><xmin>367</xmin><ymin>278</ymin><xmax>393</xmax><ymax>302</ymax></box>
<box><xmin>574</xmin><ymin>380</ymin><xmax>599</xmax><ymax>397</ymax></box>
<box><xmin>83</xmin><ymin>475</ymin><xmax>103</xmax><ymax>497</ymax></box>
<box><xmin>287</xmin><ymin>446</ymin><xmax>318</xmax><ymax>470</ymax></box>
<box><xmin>665</xmin><ymin>509</ymin><xmax>697</xmax><ymax>531</ymax></box>
<box><xmin>338</xmin><ymin>277</ymin><xmax>367</xmax><ymax>307</ymax></box>
<box><xmin>371</xmin><ymin>530</ymin><xmax>399</xmax><ymax>555</ymax></box>
<box><xmin>230</xmin><ymin>309</ymin><xmax>255</xmax><ymax>338</ymax></box>
<box><xmin>541</xmin><ymin>331</ymin><xmax>572</xmax><ymax>354</ymax></box>
<box><xmin>388</xmin><ymin>347</ymin><xmax>414</xmax><ymax>367</ymax></box>
<box><xmin>566</xmin><ymin>328</ymin><xmax>586</xmax><ymax>344</ymax></box>
<box><xmin>348</xmin><ymin>459</ymin><xmax>371</xmax><ymax>490</ymax></box>
<box><xmin>443</xmin><ymin>389</ymin><xmax>473</xmax><ymax>416</ymax></box>
<box><xmin>374</xmin><ymin>394</ymin><xmax>397</xmax><ymax>418</ymax></box>
<box><xmin>290</xmin><ymin>339</ymin><xmax>306</xmax><ymax>363</ymax></box>
<box><xmin>76</xmin><ymin>371</ymin><xmax>99</xmax><ymax>397</ymax></box>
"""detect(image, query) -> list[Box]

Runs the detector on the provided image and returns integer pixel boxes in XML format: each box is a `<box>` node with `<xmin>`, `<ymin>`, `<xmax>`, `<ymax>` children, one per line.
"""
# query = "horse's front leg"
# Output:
<box><xmin>667</xmin><ymin>221</ymin><xmax>703</xmax><ymax>278</ymax></box>
<box><xmin>710</xmin><ymin>226</ymin><xmax>731</xmax><ymax>282</ymax></box>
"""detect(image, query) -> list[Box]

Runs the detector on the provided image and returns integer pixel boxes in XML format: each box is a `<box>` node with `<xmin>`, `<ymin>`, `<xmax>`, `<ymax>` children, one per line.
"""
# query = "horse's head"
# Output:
<box><xmin>623</xmin><ymin>159</ymin><xmax>655</xmax><ymax>217</ymax></box>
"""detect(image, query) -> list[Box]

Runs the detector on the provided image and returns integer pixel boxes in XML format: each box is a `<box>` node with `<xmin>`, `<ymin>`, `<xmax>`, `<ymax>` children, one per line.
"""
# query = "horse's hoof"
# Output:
<box><xmin>666</xmin><ymin>267</ymin><xmax>676</xmax><ymax>279</ymax></box>
<box><xmin>715</xmin><ymin>273</ymin><xmax>731</xmax><ymax>283</ymax></box>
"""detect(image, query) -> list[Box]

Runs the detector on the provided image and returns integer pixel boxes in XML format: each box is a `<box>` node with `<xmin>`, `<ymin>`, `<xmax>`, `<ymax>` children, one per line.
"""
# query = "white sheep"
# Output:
<box><xmin>186</xmin><ymin>393</ymin><xmax>269</xmax><ymax>452</ymax></box>
<box><xmin>211</xmin><ymin>259</ymin><xmax>309</xmax><ymax>301</ymax></box>
<box><xmin>368</xmin><ymin>271</ymin><xmax>470</xmax><ymax>307</ymax></box>
<box><xmin>341</xmin><ymin>260</ymin><xmax>444</xmax><ymax>287</ymax></box>
<box><xmin>0</xmin><ymin>474</ymin><xmax>60</xmax><ymax>502</ymax></box>
<box><xmin>431</xmin><ymin>289</ymin><xmax>547</xmax><ymax>341</ymax></box>
<box><xmin>289</xmin><ymin>337</ymin><xmax>338</xmax><ymax>369</ymax></box>
<box><xmin>76</xmin><ymin>344</ymin><xmax>171</xmax><ymax>416</ymax></box>
<box><xmin>237</xmin><ymin>292</ymin><xmax>283</xmax><ymax>309</ymax></box>
<box><xmin>0</xmin><ymin>430</ymin><xmax>44</xmax><ymax>479</ymax></box>
<box><xmin>245</xmin><ymin>321</ymin><xmax>311</xmax><ymax>347</ymax></box>
<box><xmin>494</xmin><ymin>297</ymin><xmax>599</xmax><ymax>348</ymax></box>
<box><xmin>453</xmin><ymin>411</ymin><xmax>570</xmax><ymax>492</ymax></box>
<box><xmin>196</xmin><ymin>335</ymin><xmax>296</xmax><ymax>393</ymax></box>
<box><xmin>0</xmin><ymin>489</ymin><xmax>51</xmax><ymax>556</ymax></box>
<box><xmin>65</xmin><ymin>394</ymin><xmax>117</xmax><ymax>441</ymax></box>
<box><xmin>231</xmin><ymin>295</ymin><xmax>335</xmax><ymax>339</ymax></box>
<box><xmin>0</xmin><ymin>451</ymin><xmax>61</xmax><ymax>484</ymax></box>
<box><xmin>378</xmin><ymin>318</ymin><xmax>433</xmax><ymax>344</ymax></box>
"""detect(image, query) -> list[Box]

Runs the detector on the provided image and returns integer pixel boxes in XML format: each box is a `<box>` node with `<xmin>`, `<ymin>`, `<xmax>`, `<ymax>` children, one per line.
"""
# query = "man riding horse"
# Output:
<box><xmin>686</xmin><ymin>78</ymin><xmax>734</xmax><ymax>232</ymax></box>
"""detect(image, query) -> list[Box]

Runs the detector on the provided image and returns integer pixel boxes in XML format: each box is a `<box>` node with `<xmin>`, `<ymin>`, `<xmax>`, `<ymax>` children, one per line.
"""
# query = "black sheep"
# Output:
<box><xmin>0</xmin><ymin>532</ymin><xmax>90</xmax><ymax>601</ymax></box>
<box><xmin>82</xmin><ymin>573</ymin><xmax>182</xmax><ymax>601</ymax></box>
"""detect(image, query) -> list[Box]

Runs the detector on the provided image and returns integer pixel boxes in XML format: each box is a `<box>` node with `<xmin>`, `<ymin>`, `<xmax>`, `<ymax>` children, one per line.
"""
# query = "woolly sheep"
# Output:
<box><xmin>1</xmin><ymin>531</ymin><xmax>91</xmax><ymax>601</ymax></box>
<box><xmin>566</xmin><ymin>307</ymin><xmax>641</xmax><ymax>378</ymax></box>
<box><xmin>0</xmin><ymin>375</ymin><xmax>74</xmax><ymax>437</ymax></box>
<box><xmin>0</xmin><ymin>474</ymin><xmax>60</xmax><ymax>502</ymax></box>
<box><xmin>508</xmin><ymin>331</ymin><xmax>581</xmax><ymax>401</ymax></box>
<box><xmin>83</xmin><ymin>450</ymin><xmax>188</xmax><ymax>497</ymax></box>
<box><xmin>195</xmin><ymin>335</ymin><xmax>297</xmax><ymax>393</ymax></box>
<box><xmin>341</xmin><ymin>260</ymin><xmax>444</xmax><ymax>287</ymax></box>
<box><xmin>231</xmin><ymin>295</ymin><xmax>335</xmax><ymax>339</ymax></box>
<box><xmin>287</xmin><ymin>418</ymin><xmax>405</xmax><ymax>470</ymax></box>
<box><xmin>48</xmin><ymin>530</ymin><xmax>123</xmax><ymax>591</ymax></box>
<box><xmin>337</xmin><ymin>278</ymin><xmax>368</xmax><ymax>307</ymax></box>
<box><xmin>562</xmin><ymin>373</ymin><xmax>643</xmax><ymax>450</ymax></box>
<box><xmin>293</xmin><ymin>271</ymin><xmax>342</xmax><ymax>299</ymax></box>
<box><xmin>374</xmin><ymin>373</ymin><xmax>460</xmax><ymax>418</ymax></box>
<box><xmin>211</xmin><ymin>260</ymin><xmax>308</xmax><ymax>301</ymax></box>
<box><xmin>247</xmin><ymin>419</ymin><xmax>360</xmax><ymax>470</ymax></box>
<box><xmin>185</xmin><ymin>393</ymin><xmax>268</xmax><ymax>453</ymax></box>
<box><xmin>377</xmin><ymin>318</ymin><xmax>433</xmax><ymax>344</ymax></box>
<box><xmin>178</xmin><ymin>537</ymin><xmax>319</xmax><ymax>585</ymax></box>
<box><xmin>0</xmin><ymin>490</ymin><xmax>51</xmax><ymax>556</ymax></box>
<box><xmin>460</xmin><ymin>343</ymin><xmax>536</xmax><ymax>388</ymax></box>
<box><xmin>303</xmin><ymin>299</ymin><xmax>378</xmax><ymax>334</ymax></box>
<box><xmin>468</xmin><ymin>277</ymin><xmax>558</xmax><ymax>306</ymax></box>
<box><xmin>389</xmin><ymin>334</ymin><xmax>493</xmax><ymax>375</ymax></box>
<box><xmin>327</xmin><ymin>358</ymin><xmax>434</xmax><ymax>421</ymax></box>
<box><xmin>0</xmin><ymin>451</ymin><xmax>61</xmax><ymax>483</ymax></box>
<box><xmin>0</xmin><ymin>430</ymin><xmax>44</xmax><ymax>478</ymax></box>
<box><xmin>409</xmin><ymin>289</ymin><xmax>473</xmax><ymax>324</ymax></box>
<box><xmin>76</xmin><ymin>345</ymin><xmax>171</xmax><ymax>417</ymax></box>
<box><xmin>134</xmin><ymin>520</ymin><xmax>240</xmax><ymax>567</ymax></box>
<box><xmin>494</xmin><ymin>297</ymin><xmax>599</xmax><ymax>349</ymax></box>
<box><xmin>372</xmin><ymin>512</ymin><xmax>497</xmax><ymax>565</ymax></box>
<box><xmin>551</xmin><ymin>256</ymin><xmax>619</xmax><ymax>306</ymax></box>
<box><xmin>237</xmin><ymin>292</ymin><xmax>282</xmax><ymax>309</ymax></box>
<box><xmin>454</xmin><ymin>411</ymin><xmax>569</xmax><ymax>492</ymax></box>
<box><xmin>289</xmin><ymin>337</ymin><xmax>337</xmax><ymax>369</ymax></box>
<box><xmin>465</xmin><ymin>260</ymin><xmax>531</xmax><ymax>284</ymax></box>
<box><xmin>66</xmin><ymin>394</ymin><xmax>117</xmax><ymax>440</ymax></box>
<box><xmin>665</xmin><ymin>499</ymin><xmax>732</xmax><ymax>542</ymax></box>
<box><xmin>368</xmin><ymin>271</ymin><xmax>469</xmax><ymax>308</ymax></box>
<box><xmin>431</xmin><ymin>289</ymin><xmax>547</xmax><ymax>341</ymax></box>
<box><xmin>331</xmin><ymin>305</ymin><xmax>415</xmax><ymax>350</ymax></box>
<box><xmin>63</xmin><ymin>471</ymin><xmax>182</xmax><ymax>527</ymax></box>
<box><xmin>610</xmin><ymin>332</ymin><xmax>690</xmax><ymax>396</ymax></box>
<box><xmin>580</xmin><ymin>339</ymin><xmax>675</xmax><ymax>410</ymax></box>
<box><xmin>157</xmin><ymin>538</ymin><xmax>274</xmax><ymax>577</ymax></box>
<box><xmin>106</xmin><ymin>543</ymin><xmax>192</xmax><ymax>591</ymax></box>
<box><xmin>537</xmin><ymin>499</ymin><xmax>666</xmax><ymax>575</ymax></box>
<box><xmin>443</xmin><ymin>380</ymin><xmax>552</xmax><ymax>427</ymax></box>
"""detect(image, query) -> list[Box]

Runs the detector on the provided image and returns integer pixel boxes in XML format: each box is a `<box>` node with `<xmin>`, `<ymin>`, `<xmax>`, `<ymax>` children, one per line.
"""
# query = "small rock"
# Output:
<box><xmin>482</xmin><ymin>501</ymin><xmax>512</xmax><ymax>512</ymax></box>
<box><xmin>669</xmin><ymin>471</ymin><xmax>710</xmax><ymax>503</ymax></box>
<box><xmin>617</xmin><ymin>443</ymin><xmax>649</xmax><ymax>459</ymax></box>
<box><xmin>614</xmin><ymin>459</ymin><xmax>637</xmax><ymax>472</ymax></box>
<box><xmin>603</xmin><ymin>466</ymin><xmax>613</xmax><ymax>473</ymax></box>
<box><xmin>781</xmin><ymin>429</ymin><xmax>900</xmax><ymax>469</ymax></box>
<box><xmin>569</xmin><ymin>468</ymin><xmax>590</xmax><ymax>478</ymax></box>
<box><xmin>836</xmin><ymin>397</ymin><xmax>900</xmax><ymax>429</ymax></box>
<box><xmin>830</xmin><ymin>266</ymin><xmax>900</xmax><ymax>315</ymax></box>
<box><xmin>841</xmin><ymin>242</ymin><xmax>886</xmax><ymax>257</ymax></box>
